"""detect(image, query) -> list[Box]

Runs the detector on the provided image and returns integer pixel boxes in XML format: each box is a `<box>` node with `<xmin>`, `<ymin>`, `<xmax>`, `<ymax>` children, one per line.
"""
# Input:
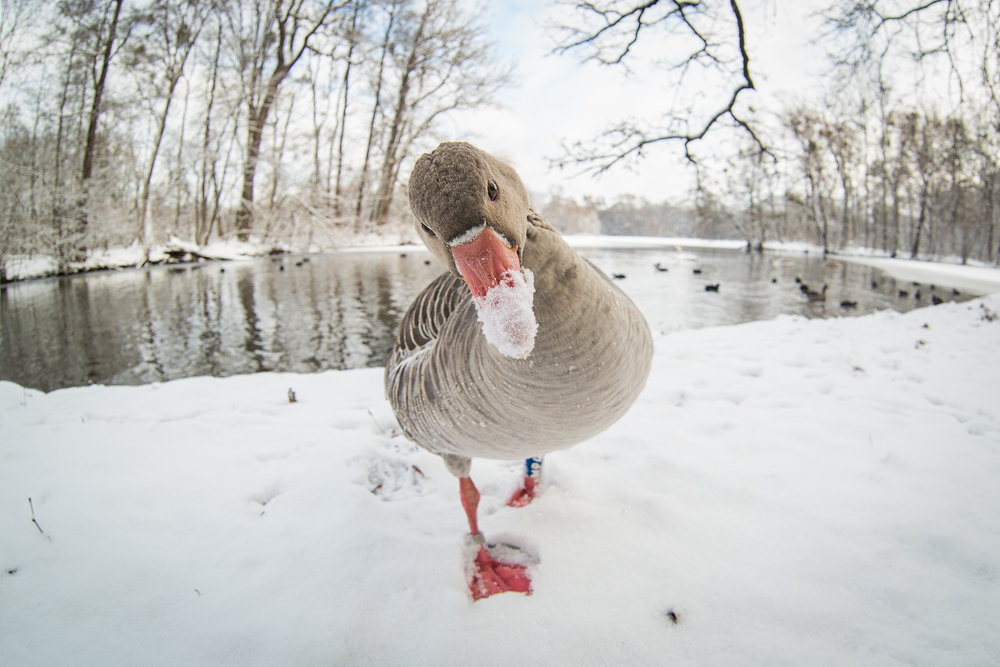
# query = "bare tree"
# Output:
<box><xmin>368</xmin><ymin>0</ymin><xmax>511</xmax><ymax>226</ymax></box>
<box><xmin>332</xmin><ymin>0</ymin><xmax>362</xmax><ymax>216</ymax></box>
<box><xmin>78</xmin><ymin>0</ymin><xmax>130</xmax><ymax>232</ymax></box>
<box><xmin>131</xmin><ymin>0</ymin><xmax>210</xmax><ymax>251</ymax></box>
<box><xmin>826</xmin><ymin>0</ymin><xmax>1000</xmax><ymax>129</ymax></box>
<box><xmin>551</xmin><ymin>0</ymin><xmax>766</xmax><ymax>174</ymax></box>
<box><xmin>0</xmin><ymin>0</ymin><xmax>38</xmax><ymax>91</ymax></box>
<box><xmin>786</xmin><ymin>108</ymin><xmax>836</xmax><ymax>253</ymax></box>
<box><xmin>194</xmin><ymin>19</ymin><xmax>230</xmax><ymax>246</ymax></box>
<box><xmin>908</xmin><ymin>112</ymin><xmax>942</xmax><ymax>258</ymax></box>
<box><xmin>354</xmin><ymin>0</ymin><xmax>397</xmax><ymax>229</ymax></box>
<box><xmin>0</xmin><ymin>0</ymin><xmax>513</xmax><ymax>271</ymax></box>
<box><xmin>727</xmin><ymin>143</ymin><xmax>775</xmax><ymax>250</ymax></box>
<box><xmin>42</xmin><ymin>0</ymin><xmax>135</xmax><ymax>265</ymax></box>
<box><xmin>231</xmin><ymin>0</ymin><xmax>348</xmax><ymax>241</ymax></box>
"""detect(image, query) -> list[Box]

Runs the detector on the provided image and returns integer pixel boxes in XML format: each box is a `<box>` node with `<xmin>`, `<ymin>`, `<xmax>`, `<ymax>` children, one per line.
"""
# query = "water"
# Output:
<box><xmin>0</xmin><ymin>246</ymin><xmax>979</xmax><ymax>392</ymax></box>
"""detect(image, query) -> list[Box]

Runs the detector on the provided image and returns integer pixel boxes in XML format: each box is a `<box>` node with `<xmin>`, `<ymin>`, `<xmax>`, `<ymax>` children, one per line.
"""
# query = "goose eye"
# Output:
<box><xmin>487</xmin><ymin>180</ymin><xmax>499</xmax><ymax>202</ymax></box>
<box><xmin>421</xmin><ymin>223</ymin><xmax>435</xmax><ymax>236</ymax></box>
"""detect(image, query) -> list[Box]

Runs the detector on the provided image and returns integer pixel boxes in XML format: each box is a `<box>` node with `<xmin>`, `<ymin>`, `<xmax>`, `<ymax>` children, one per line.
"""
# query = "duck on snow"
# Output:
<box><xmin>385</xmin><ymin>142</ymin><xmax>653</xmax><ymax>599</ymax></box>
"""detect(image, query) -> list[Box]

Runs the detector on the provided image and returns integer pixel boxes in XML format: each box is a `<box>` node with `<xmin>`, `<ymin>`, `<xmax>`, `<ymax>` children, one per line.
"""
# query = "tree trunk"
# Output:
<box><xmin>52</xmin><ymin>40</ymin><xmax>80</xmax><ymax>269</ymax></box>
<box><xmin>197</xmin><ymin>27</ymin><xmax>223</xmax><ymax>245</ymax></box>
<box><xmin>233</xmin><ymin>1</ymin><xmax>339</xmax><ymax>241</ymax></box>
<box><xmin>986</xmin><ymin>171</ymin><xmax>997</xmax><ymax>264</ymax></box>
<box><xmin>840</xmin><ymin>174</ymin><xmax>851</xmax><ymax>248</ymax></box>
<box><xmin>371</xmin><ymin>4</ymin><xmax>430</xmax><ymax>226</ymax></box>
<box><xmin>140</xmin><ymin>75</ymin><xmax>183</xmax><ymax>250</ymax></box>
<box><xmin>890</xmin><ymin>180</ymin><xmax>900</xmax><ymax>257</ymax></box>
<box><xmin>76</xmin><ymin>0</ymin><xmax>125</xmax><ymax>254</ymax></box>
<box><xmin>333</xmin><ymin>2</ymin><xmax>360</xmax><ymax>217</ymax></box>
<box><xmin>81</xmin><ymin>0</ymin><xmax>124</xmax><ymax>184</ymax></box>
<box><xmin>355</xmin><ymin>9</ymin><xmax>395</xmax><ymax>230</ymax></box>
<box><xmin>235</xmin><ymin>69</ymin><xmax>287</xmax><ymax>241</ymax></box>
<box><xmin>911</xmin><ymin>181</ymin><xmax>928</xmax><ymax>258</ymax></box>
<box><xmin>173</xmin><ymin>78</ymin><xmax>191</xmax><ymax>238</ymax></box>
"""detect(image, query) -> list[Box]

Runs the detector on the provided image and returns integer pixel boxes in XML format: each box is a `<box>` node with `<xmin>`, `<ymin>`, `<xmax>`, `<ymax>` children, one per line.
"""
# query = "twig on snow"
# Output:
<box><xmin>28</xmin><ymin>497</ymin><xmax>44</xmax><ymax>535</ymax></box>
<box><xmin>367</xmin><ymin>408</ymin><xmax>385</xmax><ymax>433</ymax></box>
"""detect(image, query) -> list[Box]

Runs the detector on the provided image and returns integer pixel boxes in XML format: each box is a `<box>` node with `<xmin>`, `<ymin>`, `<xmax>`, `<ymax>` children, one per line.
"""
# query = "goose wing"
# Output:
<box><xmin>393</xmin><ymin>271</ymin><xmax>467</xmax><ymax>354</ymax></box>
<box><xmin>385</xmin><ymin>270</ymin><xmax>472</xmax><ymax>455</ymax></box>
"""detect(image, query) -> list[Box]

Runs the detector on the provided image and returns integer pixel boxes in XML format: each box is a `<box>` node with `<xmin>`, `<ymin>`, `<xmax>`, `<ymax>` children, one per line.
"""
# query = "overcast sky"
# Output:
<box><xmin>439</xmin><ymin>0</ymin><xmax>831</xmax><ymax>205</ymax></box>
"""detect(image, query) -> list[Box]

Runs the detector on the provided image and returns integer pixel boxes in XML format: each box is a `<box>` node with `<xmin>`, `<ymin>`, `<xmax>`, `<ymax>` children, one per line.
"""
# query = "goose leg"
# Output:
<box><xmin>508</xmin><ymin>456</ymin><xmax>543</xmax><ymax>508</ymax></box>
<box><xmin>459</xmin><ymin>476</ymin><xmax>532</xmax><ymax>600</ymax></box>
<box><xmin>459</xmin><ymin>476</ymin><xmax>482</xmax><ymax>540</ymax></box>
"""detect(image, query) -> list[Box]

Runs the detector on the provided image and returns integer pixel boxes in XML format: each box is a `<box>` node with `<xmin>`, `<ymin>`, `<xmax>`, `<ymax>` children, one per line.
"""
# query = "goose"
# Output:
<box><xmin>804</xmin><ymin>284</ymin><xmax>828</xmax><ymax>301</ymax></box>
<box><xmin>705</xmin><ymin>283</ymin><xmax>720</xmax><ymax>292</ymax></box>
<box><xmin>386</xmin><ymin>142</ymin><xmax>654</xmax><ymax>600</ymax></box>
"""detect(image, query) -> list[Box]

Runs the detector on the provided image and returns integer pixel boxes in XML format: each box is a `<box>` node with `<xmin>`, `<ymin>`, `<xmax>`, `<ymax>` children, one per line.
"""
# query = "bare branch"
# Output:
<box><xmin>551</xmin><ymin>0</ymin><xmax>767</xmax><ymax>175</ymax></box>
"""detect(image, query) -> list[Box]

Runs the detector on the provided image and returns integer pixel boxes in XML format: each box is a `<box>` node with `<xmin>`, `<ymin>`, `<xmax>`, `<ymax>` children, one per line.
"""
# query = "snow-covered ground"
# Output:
<box><xmin>3</xmin><ymin>265</ymin><xmax>999</xmax><ymax>664</ymax></box>
<box><xmin>1</xmin><ymin>239</ymin><xmax>276</xmax><ymax>282</ymax></box>
<box><xmin>837</xmin><ymin>254</ymin><xmax>1000</xmax><ymax>295</ymax></box>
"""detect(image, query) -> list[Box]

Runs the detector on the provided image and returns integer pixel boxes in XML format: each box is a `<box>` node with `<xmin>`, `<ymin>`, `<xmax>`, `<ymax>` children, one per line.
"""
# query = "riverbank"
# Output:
<box><xmin>6</xmin><ymin>234</ymin><xmax>999</xmax><ymax>289</ymax></box>
<box><xmin>2</xmin><ymin>293</ymin><xmax>999</xmax><ymax>666</ymax></box>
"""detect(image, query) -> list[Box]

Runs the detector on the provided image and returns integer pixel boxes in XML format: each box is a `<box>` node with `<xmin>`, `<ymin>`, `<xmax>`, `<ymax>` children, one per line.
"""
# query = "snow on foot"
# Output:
<box><xmin>469</xmin><ymin>545</ymin><xmax>532</xmax><ymax>601</ymax></box>
<box><xmin>507</xmin><ymin>476</ymin><xmax>538</xmax><ymax>508</ymax></box>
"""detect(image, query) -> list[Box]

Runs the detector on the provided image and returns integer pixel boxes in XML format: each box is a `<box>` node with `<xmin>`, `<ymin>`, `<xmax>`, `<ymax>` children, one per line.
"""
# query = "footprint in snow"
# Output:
<box><xmin>364</xmin><ymin>458</ymin><xmax>433</xmax><ymax>500</ymax></box>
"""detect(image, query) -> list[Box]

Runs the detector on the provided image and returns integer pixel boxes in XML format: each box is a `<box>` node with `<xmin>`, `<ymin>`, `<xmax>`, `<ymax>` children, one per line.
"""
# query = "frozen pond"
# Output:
<box><xmin>0</xmin><ymin>246</ymin><xmax>980</xmax><ymax>392</ymax></box>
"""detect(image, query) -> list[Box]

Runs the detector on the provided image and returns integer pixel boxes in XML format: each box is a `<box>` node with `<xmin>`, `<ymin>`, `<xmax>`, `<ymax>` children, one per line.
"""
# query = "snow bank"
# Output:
<box><xmin>564</xmin><ymin>234</ymin><xmax>750</xmax><ymax>251</ymax></box>
<box><xmin>2</xmin><ymin>254</ymin><xmax>59</xmax><ymax>282</ymax></box>
<box><xmin>2</xmin><ymin>296</ymin><xmax>1000</xmax><ymax>666</ymax></box>
<box><xmin>838</xmin><ymin>254</ymin><xmax>1000</xmax><ymax>294</ymax></box>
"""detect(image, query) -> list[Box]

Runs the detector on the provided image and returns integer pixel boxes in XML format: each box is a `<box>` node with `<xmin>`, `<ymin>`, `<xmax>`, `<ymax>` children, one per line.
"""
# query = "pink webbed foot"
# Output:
<box><xmin>508</xmin><ymin>457</ymin><xmax>543</xmax><ymax>507</ymax></box>
<box><xmin>459</xmin><ymin>474</ymin><xmax>533</xmax><ymax>600</ymax></box>
<box><xmin>469</xmin><ymin>545</ymin><xmax>532</xmax><ymax>601</ymax></box>
<box><xmin>507</xmin><ymin>476</ymin><xmax>538</xmax><ymax>508</ymax></box>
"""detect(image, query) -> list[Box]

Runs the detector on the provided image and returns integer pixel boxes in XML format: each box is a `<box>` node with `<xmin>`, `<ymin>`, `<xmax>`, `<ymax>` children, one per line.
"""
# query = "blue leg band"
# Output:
<box><xmin>525</xmin><ymin>457</ymin><xmax>544</xmax><ymax>479</ymax></box>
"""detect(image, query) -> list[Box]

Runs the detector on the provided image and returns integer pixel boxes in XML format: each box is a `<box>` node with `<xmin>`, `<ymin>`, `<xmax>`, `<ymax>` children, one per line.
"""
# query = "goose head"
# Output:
<box><xmin>409</xmin><ymin>142</ymin><xmax>531</xmax><ymax>299</ymax></box>
<box><xmin>409</xmin><ymin>142</ymin><xmax>537</xmax><ymax>358</ymax></box>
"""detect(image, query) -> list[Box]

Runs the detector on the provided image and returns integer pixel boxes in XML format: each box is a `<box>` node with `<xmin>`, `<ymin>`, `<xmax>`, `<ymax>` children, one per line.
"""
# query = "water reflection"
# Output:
<box><xmin>0</xmin><ymin>247</ymin><xmax>981</xmax><ymax>392</ymax></box>
<box><xmin>0</xmin><ymin>253</ymin><xmax>441</xmax><ymax>391</ymax></box>
<box><xmin>578</xmin><ymin>247</ymin><xmax>973</xmax><ymax>335</ymax></box>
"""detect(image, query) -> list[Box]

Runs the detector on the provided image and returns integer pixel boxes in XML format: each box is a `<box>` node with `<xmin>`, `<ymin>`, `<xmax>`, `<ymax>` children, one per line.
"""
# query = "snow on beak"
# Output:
<box><xmin>449</xmin><ymin>224</ymin><xmax>536</xmax><ymax>359</ymax></box>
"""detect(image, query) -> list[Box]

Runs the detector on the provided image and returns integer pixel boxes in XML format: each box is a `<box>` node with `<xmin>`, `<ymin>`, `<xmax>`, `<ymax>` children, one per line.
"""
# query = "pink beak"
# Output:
<box><xmin>450</xmin><ymin>227</ymin><xmax>521</xmax><ymax>298</ymax></box>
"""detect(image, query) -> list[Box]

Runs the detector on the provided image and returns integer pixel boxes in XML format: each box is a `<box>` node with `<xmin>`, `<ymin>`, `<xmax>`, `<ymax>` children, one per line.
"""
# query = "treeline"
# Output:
<box><xmin>704</xmin><ymin>100</ymin><xmax>1000</xmax><ymax>264</ymax></box>
<box><xmin>536</xmin><ymin>98</ymin><xmax>999</xmax><ymax>264</ymax></box>
<box><xmin>0</xmin><ymin>0</ymin><xmax>506</xmax><ymax>276</ymax></box>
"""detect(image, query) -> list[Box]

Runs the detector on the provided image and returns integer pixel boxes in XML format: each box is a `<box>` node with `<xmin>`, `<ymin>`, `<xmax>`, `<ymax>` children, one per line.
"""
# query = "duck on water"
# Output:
<box><xmin>385</xmin><ymin>142</ymin><xmax>654</xmax><ymax>600</ymax></box>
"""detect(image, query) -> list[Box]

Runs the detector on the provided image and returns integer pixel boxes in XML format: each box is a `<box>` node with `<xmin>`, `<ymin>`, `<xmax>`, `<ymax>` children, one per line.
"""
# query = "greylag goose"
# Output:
<box><xmin>804</xmin><ymin>284</ymin><xmax>828</xmax><ymax>301</ymax></box>
<box><xmin>386</xmin><ymin>142</ymin><xmax>653</xmax><ymax>599</ymax></box>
